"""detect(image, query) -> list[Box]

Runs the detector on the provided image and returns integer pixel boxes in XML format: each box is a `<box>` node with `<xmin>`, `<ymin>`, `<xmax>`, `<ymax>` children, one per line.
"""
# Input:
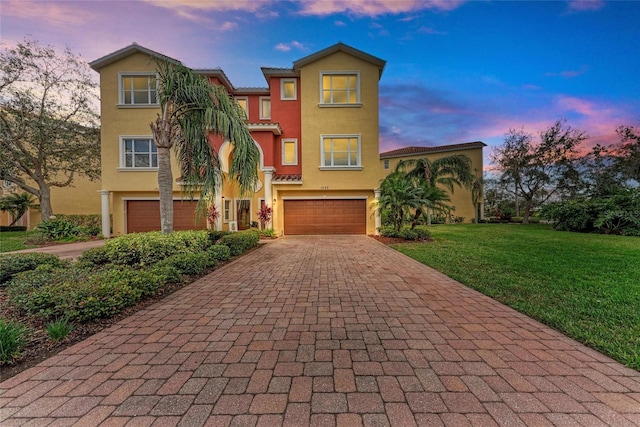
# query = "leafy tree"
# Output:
<box><xmin>0</xmin><ymin>192</ymin><xmax>37</xmax><ymax>226</ymax></box>
<box><xmin>614</xmin><ymin>125</ymin><xmax>640</xmax><ymax>183</ymax></box>
<box><xmin>151</xmin><ymin>60</ymin><xmax>259</xmax><ymax>234</ymax></box>
<box><xmin>491</xmin><ymin>120</ymin><xmax>587</xmax><ymax>223</ymax></box>
<box><xmin>0</xmin><ymin>39</ymin><xmax>100</xmax><ymax>222</ymax></box>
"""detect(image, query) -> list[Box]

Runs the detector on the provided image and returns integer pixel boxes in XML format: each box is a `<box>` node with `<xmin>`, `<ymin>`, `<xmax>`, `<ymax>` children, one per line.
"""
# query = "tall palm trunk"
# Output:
<box><xmin>151</xmin><ymin>111</ymin><xmax>175</xmax><ymax>234</ymax></box>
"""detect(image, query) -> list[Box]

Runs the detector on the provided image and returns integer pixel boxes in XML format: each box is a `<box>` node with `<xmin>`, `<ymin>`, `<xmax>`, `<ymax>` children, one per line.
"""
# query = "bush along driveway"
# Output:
<box><xmin>1</xmin><ymin>235</ymin><xmax>640</xmax><ymax>426</ymax></box>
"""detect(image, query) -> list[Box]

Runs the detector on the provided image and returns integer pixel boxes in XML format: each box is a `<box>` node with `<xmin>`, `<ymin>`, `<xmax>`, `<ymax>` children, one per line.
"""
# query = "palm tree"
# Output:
<box><xmin>395</xmin><ymin>154</ymin><xmax>474</xmax><ymax>225</ymax></box>
<box><xmin>151</xmin><ymin>60</ymin><xmax>259</xmax><ymax>234</ymax></box>
<box><xmin>0</xmin><ymin>192</ymin><xmax>37</xmax><ymax>226</ymax></box>
<box><xmin>377</xmin><ymin>171</ymin><xmax>422</xmax><ymax>231</ymax></box>
<box><xmin>409</xmin><ymin>182</ymin><xmax>451</xmax><ymax>229</ymax></box>
<box><xmin>470</xmin><ymin>170</ymin><xmax>484</xmax><ymax>223</ymax></box>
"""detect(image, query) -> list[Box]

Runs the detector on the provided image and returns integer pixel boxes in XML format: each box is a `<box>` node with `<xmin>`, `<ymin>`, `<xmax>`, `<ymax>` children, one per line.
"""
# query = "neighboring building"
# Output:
<box><xmin>89</xmin><ymin>42</ymin><xmax>484</xmax><ymax>237</ymax></box>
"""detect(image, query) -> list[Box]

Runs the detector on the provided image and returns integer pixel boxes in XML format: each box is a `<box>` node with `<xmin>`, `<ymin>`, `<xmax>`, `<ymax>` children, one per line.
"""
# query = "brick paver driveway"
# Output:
<box><xmin>1</xmin><ymin>236</ymin><xmax>639</xmax><ymax>426</ymax></box>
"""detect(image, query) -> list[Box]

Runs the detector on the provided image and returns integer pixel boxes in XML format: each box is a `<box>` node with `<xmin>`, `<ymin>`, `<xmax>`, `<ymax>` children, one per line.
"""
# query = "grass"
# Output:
<box><xmin>393</xmin><ymin>223</ymin><xmax>640</xmax><ymax>371</ymax></box>
<box><xmin>0</xmin><ymin>231</ymin><xmax>37</xmax><ymax>252</ymax></box>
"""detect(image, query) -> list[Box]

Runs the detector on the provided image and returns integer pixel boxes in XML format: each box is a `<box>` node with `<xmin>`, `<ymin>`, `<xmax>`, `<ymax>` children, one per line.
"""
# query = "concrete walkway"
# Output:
<box><xmin>3</xmin><ymin>239</ymin><xmax>105</xmax><ymax>259</ymax></box>
<box><xmin>1</xmin><ymin>236</ymin><xmax>639</xmax><ymax>426</ymax></box>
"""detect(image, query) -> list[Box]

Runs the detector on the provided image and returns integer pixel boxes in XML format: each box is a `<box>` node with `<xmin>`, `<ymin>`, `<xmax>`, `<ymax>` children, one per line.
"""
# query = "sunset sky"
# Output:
<box><xmin>2</xmin><ymin>0</ymin><xmax>639</xmax><ymax>159</ymax></box>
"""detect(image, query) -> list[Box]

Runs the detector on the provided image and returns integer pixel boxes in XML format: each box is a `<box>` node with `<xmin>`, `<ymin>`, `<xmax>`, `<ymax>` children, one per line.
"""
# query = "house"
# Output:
<box><xmin>89</xmin><ymin>43</ymin><xmax>484</xmax><ymax>237</ymax></box>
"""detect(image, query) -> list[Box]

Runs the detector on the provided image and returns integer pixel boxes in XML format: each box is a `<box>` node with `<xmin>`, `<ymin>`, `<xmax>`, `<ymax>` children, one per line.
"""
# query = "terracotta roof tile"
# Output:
<box><xmin>272</xmin><ymin>174</ymin><xmax>302</xmax><ymax>183</ymax></box>
<box><xmin>380</xmin><ymin>141</ymin><xmax>486</xmax><ymax>159</ymax></box>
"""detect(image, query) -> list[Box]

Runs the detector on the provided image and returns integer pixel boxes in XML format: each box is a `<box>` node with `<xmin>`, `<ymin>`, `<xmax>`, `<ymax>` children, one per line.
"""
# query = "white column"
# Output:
<box><xmin>99</xmin><ymin>190</ymin><xmax>111</xmax><ymax>238</ymax></box>
<box><xmin>374</xmin><ymin>189</ymin><xmax>382</xmax><ymax>235</ymax></box>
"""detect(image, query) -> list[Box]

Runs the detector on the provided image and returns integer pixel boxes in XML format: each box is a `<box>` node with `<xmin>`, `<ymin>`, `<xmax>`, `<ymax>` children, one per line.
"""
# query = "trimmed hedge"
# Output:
<box><xmin>155</xmin><ymin>251</ymin><xmax>217</xmax><ymax>276</ymax></box>
<box><xmin>102</xmin><ymin>230</ymin><xmax>211</xmax><ymax>266</ymax></box>
<box><xmin>207</xmin><ymin>244</ymin><xmax>231</xmax><ymax>262</ymax></box>
<box><xmin>9</xmin><ymin>265</ymin><xmax>171</xmax><ymax>321</ymax></box>
<box><xmin>0</xmin><ymin>253</ymin><xmax>64</xmax><ymax>285</ymax></box>
<box><xmin>219</xmin><ymin>229</ymin><xmax>260</xmax><ymax>256</ymax></box>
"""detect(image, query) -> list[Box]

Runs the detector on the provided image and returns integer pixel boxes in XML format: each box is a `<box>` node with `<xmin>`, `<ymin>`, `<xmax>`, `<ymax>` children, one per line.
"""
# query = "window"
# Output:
<box><xmin>120</xmin><ymin>74</ymin><xmax>158</xmax><ymax>105</ymax></box>
<box><xmin>384</xmin><ymin>160</ymin><xmax>390</xmax><ymax>170</ymax></box>
<box><xmin>235</xmin><ymin>97</ymin><xmax>248</xmax><ymax>118</ymax></box>
<box><xmin>321</xmin><ymin>135</ymin><xmax>361</xmax><ymax>168</ymax></box>
<box><xmin>281</xmin><ymin>79</ymin><xmax>297</xmax><ymax>100</ymax></box>
<box><xmin>121</xmin><ymin>138</ymin><xmax>157</xmax><ymax>168</ymax></box>
<box><xmin>223</xmin><ymin>199</ymin><xmax>232</xmax><ymax>223</ymax></box>
<box><xmin>282</xmin><ymin>139</ymin><xmax>298</xmax><ymax>165</ymax></box>
<box><xmin>320</xmin><ymin>72</ymin><xmax>359</xmax><ymax>105</ymax></box>
<box><xmin>260</xmin><ymin>97</ymin><xmax>271</xmax><ymax>120</ymax></box>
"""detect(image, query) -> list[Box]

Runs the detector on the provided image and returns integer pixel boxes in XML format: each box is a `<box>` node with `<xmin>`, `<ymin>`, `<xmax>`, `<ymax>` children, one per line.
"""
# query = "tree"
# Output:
<box><xmin>470</xmin><ymin>171</ymin><xmax>484</xmax><ymax>223</ymax></box>
<box><xmin>395</xmin><ymin>154</ymin><xmax>474</xmax><ymax>225</ymax></box>
<box><xmin>377</xmin><ymin>171</ymin><xmax>422</xmax><ymax>231</ymax></box>
<box><xmin>151</xmin><ymin>60</ymin><xmax>259</xmax><ymax>234</ymax></box>
<box><xmin>0</xmin><ymin>192</ymin><xmax>37</xmax><ymax>226</ymax></box>
<box><xmin>615</xmin><ymin>125</ymin><xmax>640</xmax><ymax>184</ymax></box>
<box><xmin>0</xmin><ymin>39</ymin><xmax>100</xmax><ymax>222</ymax></box>
<box><xmin>491</xmin><ymin>120</ymin><xmax>587</xmax><ymax>223</ymax></box>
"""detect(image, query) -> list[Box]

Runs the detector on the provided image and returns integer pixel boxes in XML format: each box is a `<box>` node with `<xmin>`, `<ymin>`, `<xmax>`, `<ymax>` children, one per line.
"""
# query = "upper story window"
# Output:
<box><xmin>320</xmin><ymin>72</ymin><xmax>360</xmax><ymax>106</ymax></box>
<box><xmin>384</xmin><ymin>160</ymin><xmax>390</xmax><ymax>169</ymax></box>
<box><xmin>260</xmin><ymin>97</ymin><xmax>271</xmax><ymax>120</ymax></box>
<box><xmin>235</xmin><ymin>97</ymin><xmax>248</xmax><ymax>118</ymax></box>
<box><xmin>321</xmin><ymin>135</ymin><xmax>361</xmax><ymax>168</ymax></box>
<box><xmin>121</xmin><ymin>137</ymin><xmax>157</xmax><ymax>169</ymax></box>
<box><xmin>281</xmin><ymin>79</ymin><xmax>297</xmax><ymax>100</ymax></box>
<box><xmin>119</xmin><ymin>73</ymin><xmax>158</xmax><ymax>105</ymax></box>
<box><xmin>282</xmin><ymin>139</ymin><xmax>298</xmax><ymax>165</ymax></box>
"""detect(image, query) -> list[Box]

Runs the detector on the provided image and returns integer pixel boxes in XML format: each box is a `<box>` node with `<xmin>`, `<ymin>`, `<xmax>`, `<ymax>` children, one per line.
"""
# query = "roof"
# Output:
<box><xmin>293</xmin><ymin>42</ymin><xmax>386</xmax><ymax>78</ymax></box>
<box><xmin>193</xmin><ymin>69</ymin><xmax>235</xmax><ymax>91</ymax></box>
<box><xmin>380</xmin><ymin>141</ymin><xmax>487</xmax><ymax>159</ymax></box>
<box><xmin>89</xmin><ymin>43</ymin><xmax>180</xmax><ymax>71</ymax></box>
<box><xmin>272</xmin><ymin>174</ymin><xmax>303</xmax><ymax>183</ymax></box>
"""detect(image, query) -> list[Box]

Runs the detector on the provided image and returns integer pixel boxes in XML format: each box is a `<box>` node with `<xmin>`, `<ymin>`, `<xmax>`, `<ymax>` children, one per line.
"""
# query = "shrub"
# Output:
<box><xmin>102</xmin><ymin>230</ymin><xmax>210</xmax><ymax>266</ymax></box>
<box><xmin>260</xmin><ymin>228</ymin><xmax>277</xmax><ymax>238</ymax></box>
<box><xmin>155</xmin><ymin>251</ymin><xmax>217</xmax><ymax>276</ymax></box>
<box><xmin>55</xmin><ymin>214</ymin><xmax>102</xmax><ymax>236</ymax></box>
<box><xmin>208</xmin><ymin>230</ymin><xmax>230</xmax><ymax>245</ymax></box>
<box><xmin>379</xmin><ymin>226</ymin><xmax>431</xmax><ymax>241</ymax></box>
<box><xmin>9</xmin><ymin>266</ymin><xmax>167</xmax><ymax>321</ymax></box>
<box><xmin>37</xmin><ymin>218</ymin><xmax>80</xmax><ymax>240</ymax></box>
<box><xmin>219</xmin><ymin>229</ymin><xmax>260</xmax><ymax>256</ymax></box>
<box><xmin>0</xmin><ymin>319</ymin><xmax>28</xmax><ymax>364</ymax></box>
<box><xmin>0</xmin><ymin>252</ymin><xmax>63</xmax><ymax>285</ymax></box>
<box><xmin>76</xmin><ymin>246</ymin><xmax>111</xmax><ymax>268</ymax></box>
<box><xmin>45</xmin><ymin>318</ymin><xmax>74</xmax><ymax>341</ymax></box>
<box><xmin>208</xmin><ymin>244</ymin><xmax>231</xmax><ymax>262</ymax></box>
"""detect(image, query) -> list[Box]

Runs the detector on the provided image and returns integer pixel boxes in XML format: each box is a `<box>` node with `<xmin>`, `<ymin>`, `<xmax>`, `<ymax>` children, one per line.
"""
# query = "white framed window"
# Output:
<box><xmin>282</xmin><ymin>139</ymin><xmax>298</xmax><ymax>166</ymax></box>
<box><xmin>321</xmin><ymin>135</ymin><xmax>361</xmax><ymax>168</ymax></box>
<box><xmin>119</xmin><ymin>73</ymin><xmax>158</xmax><ymax>105</ymax></box>
<box><xmin>120</xmin><ymin>137</ymin><xmax>157</xmax><ymax>169</ymax></box>
<box><xmin>260</xmin><ymin>97</ymin><xmax>271</xmax><ymax>120</ymax></box>
<box><xmin>281</xmin><ymin>79</ymin><xmax>297</xmax><ymax>100</ymax></box>
<box><xmin>235</xmin><ymin>97</ymin><xmax>248</xmax><ymax>118</ymax></box>
<box><xmin>320</xmin><ymin>71</ymin><xmax>360</xmax><ymax>105</ymax></box>
<box><xmin>384</xmin><ymin>160</ymin><xmax>390</xmax><ymax>170</ymax></box>
<box><xmin>223</xmin><ymin>199</ymin><xmax>232</xmax><ymax>223</ymax></box>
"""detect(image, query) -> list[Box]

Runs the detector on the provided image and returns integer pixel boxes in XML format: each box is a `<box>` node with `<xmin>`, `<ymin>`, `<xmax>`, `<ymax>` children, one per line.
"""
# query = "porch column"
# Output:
<box><xmin>374</xmin><ymin>189</ymin><xmax>381</xmax><ymax>235</ymax></box>
<box><xmin>99</xmin><ymin>190</ymin><xmax>111</xmax><ymax>238</ymax></box>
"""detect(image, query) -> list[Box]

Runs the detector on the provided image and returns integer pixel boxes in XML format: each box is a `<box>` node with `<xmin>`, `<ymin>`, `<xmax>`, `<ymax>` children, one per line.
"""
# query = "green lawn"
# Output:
<box><xmin>0</xmin><ymin>231</ymin><xmax>37</xmax><ymax>252</ymax></box>
<box><xmin>393</xmin><ymin>223</ymin><xmax>640</xmax><ymax>371</ymax></box>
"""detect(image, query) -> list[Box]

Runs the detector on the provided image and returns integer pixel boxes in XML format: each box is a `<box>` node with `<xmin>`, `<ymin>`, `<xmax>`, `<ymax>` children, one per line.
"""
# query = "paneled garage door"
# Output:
<box><xmin>284</xmin><ymin>199</ymin><xmax>366</xmax><ymax>235</ymax></box>
<box><xmin>126</xmin><ymin>200</ymin><xmax>206</xmax><ymax>233</ymax></box>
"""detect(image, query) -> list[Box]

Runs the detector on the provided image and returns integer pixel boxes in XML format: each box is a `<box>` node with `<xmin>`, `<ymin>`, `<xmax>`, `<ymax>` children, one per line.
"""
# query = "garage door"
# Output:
<box><xmin>126</xmin><ymin>200</ymin><xmax>206</xmax><ymax>233</ymax></box>
<box><xmin>284</xmin><ymin>199</ymin><xmax>366</xmax><ymax>235</ymax></box>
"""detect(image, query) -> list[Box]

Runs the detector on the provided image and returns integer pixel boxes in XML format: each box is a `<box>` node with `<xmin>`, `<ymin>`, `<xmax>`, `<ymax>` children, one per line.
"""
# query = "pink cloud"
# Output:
<box><xmin>545</xmin><ymin>66</ymin><xmax>588</xmax><ymax>78</ymax></box>
<box><xmin>143</xmin><ymin>0</ymin><xmax>270</xmax><ymax>13</ymax></box>
<box><xmin>2</xmin><ymin>0</ymin><xmax>94</xmax><ymax>27</ymax></box>
<box><xmin>297</xmin><ymin>0</ymin><xmax>465</xmax><ymax>17</ymax></box>
<box><xmin>220</xmin><ymin>21</ymin><xmax>238</xmax><ymax>31</ymax></box>
<box><xmin>567</xmin><ymin>0</ymin><xmax>606</xmax><ymax>12</ymax></box>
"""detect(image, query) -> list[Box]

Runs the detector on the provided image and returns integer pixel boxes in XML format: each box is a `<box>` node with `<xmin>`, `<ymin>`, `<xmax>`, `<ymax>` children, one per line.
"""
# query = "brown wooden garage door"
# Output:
<box><xmin>126</xmin><ymin>200</ymin><xmax>206</xmax><ymax>233</ymax></box>
<box><xmin>284</xmin><ymin>199</ymin><xmax>366</xmax><ymax>235</ymax></box>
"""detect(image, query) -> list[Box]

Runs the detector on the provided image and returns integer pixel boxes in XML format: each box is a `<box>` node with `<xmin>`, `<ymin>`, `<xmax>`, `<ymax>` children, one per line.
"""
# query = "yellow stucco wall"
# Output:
<box><xmin>381</xmin><ymin>146</ymin><xmax>484</xmax><ymax>223</ymax></box>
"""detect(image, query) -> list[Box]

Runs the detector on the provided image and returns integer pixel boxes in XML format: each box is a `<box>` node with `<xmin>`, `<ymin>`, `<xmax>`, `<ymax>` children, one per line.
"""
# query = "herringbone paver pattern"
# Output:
<box><xmin>1</xmin><ymin>236</ymin><xmax>639</xmax><ymax>426</ymax></box>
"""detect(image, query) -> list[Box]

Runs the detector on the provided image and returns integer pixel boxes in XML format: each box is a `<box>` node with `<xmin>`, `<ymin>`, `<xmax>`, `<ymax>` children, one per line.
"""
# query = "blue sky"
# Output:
<box><xmin>2</xmin><ymin>0</ymin><xmax>639</xmax><ymax>159</ymax></box>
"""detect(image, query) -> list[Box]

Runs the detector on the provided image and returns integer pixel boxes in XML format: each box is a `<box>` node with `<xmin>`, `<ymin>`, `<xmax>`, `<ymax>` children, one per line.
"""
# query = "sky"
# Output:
<box><xmin>2</xmin><ymin>0</ymin><xmax>639</xmax><ymax>162</ymax></box>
